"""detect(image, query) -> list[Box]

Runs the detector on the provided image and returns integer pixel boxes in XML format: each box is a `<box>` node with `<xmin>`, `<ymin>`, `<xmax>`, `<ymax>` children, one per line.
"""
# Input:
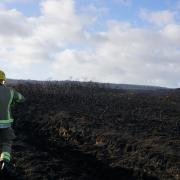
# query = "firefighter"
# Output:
<box><xmin>0</xmin><ymin>70</ymin><xmax>25</xmax><ymax>171</ymax></box>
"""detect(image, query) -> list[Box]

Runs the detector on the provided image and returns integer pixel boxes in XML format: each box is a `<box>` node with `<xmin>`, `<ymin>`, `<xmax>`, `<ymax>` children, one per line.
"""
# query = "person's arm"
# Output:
<box><xmin>13</xmin><ymin>89</ymin><xmax>25</xmax><ymax>103</ymax></box>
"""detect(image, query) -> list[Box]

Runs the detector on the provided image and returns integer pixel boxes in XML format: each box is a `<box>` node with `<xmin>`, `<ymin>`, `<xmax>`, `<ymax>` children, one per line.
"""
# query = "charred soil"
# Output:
<box><xmin>2</xmin><ymin>81</ymin><xmax>180</xmax><ymax>180</ymax></box>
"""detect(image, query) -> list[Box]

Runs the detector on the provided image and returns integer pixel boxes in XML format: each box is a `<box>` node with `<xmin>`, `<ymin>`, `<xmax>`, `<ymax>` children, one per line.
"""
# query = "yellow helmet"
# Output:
<box><xmin>0</xmin><ymin>70</ymin><xmax>6</xmax><ymax>81</ymax></box>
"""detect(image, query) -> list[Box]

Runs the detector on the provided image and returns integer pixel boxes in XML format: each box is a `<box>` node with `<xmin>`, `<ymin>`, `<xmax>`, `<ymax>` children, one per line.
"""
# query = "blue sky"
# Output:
<box><xmin>1</xmin><ymin>0</ymin><xmax>180</xmax><ymax>87</ymax></box>
<box><xmin>5</xmin><ymin>0</ymin><xmax>177</xmax><ymax>22</ymax></box>
<box><xmin>3</xmin><ymin>0</ymin><xmax>178</xmax><ymax>28</ymax></box>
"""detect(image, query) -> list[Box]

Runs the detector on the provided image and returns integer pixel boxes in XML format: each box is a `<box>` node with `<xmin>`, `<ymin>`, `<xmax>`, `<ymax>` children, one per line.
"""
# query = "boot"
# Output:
<box><xmin>0</xmin><ymin>160</ymin><xmax>15</xmax><ymax>172</ymax></box>
<box><xmin>0</xmin><ymin>160</ymin><xmax>15</xmax><ymax>178</ymax></box>
<box><xmin>0</xmin><ymin>160</ymin><xmax>10</xmax><ymax>171</ymax></box>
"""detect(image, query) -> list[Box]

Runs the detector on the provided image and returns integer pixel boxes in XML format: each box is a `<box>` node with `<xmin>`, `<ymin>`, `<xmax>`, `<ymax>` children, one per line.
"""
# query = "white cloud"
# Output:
<box><xmin>0</xmin><ymin>0</ymin><xmax>86</xmax><ymax>72</ymax></box>
<box><xmin>140</xmin><ymin>9</ymin><xmax>176</xmax><ymax>26</ymax></box>
<box><xmin>161</xmin><ymin>24</ymin><xmax>180</xmax><ymax>44</ymax></box>
<box><xmin>0</xmin><ymin>8</ymin><xmax>34</xmax><ymax>37</ymax></box>
<box><xmin>40</xmin><ymin>0</ymin><xmax>75</xmax><ymax>19</ymax></box>
<box><xmin>50</xmin><ymin>20</ymin><xmax>180</xmax><ymax>88</ymax></box>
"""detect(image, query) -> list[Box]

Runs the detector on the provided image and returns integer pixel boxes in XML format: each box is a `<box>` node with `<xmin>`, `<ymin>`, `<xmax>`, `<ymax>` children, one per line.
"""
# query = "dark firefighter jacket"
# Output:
<box><xmin>0</xmin><ymin>84</ymin><xmax>25</xmax><ymax>128</ymax></box>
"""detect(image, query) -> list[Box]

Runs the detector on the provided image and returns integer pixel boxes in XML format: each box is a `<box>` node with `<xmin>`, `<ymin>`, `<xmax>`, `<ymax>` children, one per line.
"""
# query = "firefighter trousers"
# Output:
<box><xmin>0</xmin><ymin>127</ymin><xmax>16</xmax><ymax>162</ymax></box>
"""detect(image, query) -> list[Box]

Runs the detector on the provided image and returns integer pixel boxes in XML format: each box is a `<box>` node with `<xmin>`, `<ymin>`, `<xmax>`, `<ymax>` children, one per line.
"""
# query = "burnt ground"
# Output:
<box><xmin>1</xmin><ymin>81</ymin><xmax>180</xmax><ymax>180</ymax></box>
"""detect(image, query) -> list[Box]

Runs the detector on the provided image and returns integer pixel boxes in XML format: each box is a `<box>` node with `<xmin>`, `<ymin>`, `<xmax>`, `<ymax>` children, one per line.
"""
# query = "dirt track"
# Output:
<box><xmin>2</xmin><ymin>81</ymin><xmax>179</xmax><ymax>179</ymax></box>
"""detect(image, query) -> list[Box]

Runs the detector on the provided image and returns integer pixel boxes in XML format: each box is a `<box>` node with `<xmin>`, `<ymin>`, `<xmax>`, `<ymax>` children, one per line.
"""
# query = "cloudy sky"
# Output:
<box><xmin>0</xmin><ymin>0</ymin><xmax>180</xmax><ymax>87</ymax></box>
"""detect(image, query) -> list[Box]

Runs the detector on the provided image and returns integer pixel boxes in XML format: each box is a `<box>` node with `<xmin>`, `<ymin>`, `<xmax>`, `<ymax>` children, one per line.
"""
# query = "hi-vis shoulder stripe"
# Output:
<box><xmin>8</xmin><ymin>89</ymin><xmax>14</xmax><ymax>119</ymax></box>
